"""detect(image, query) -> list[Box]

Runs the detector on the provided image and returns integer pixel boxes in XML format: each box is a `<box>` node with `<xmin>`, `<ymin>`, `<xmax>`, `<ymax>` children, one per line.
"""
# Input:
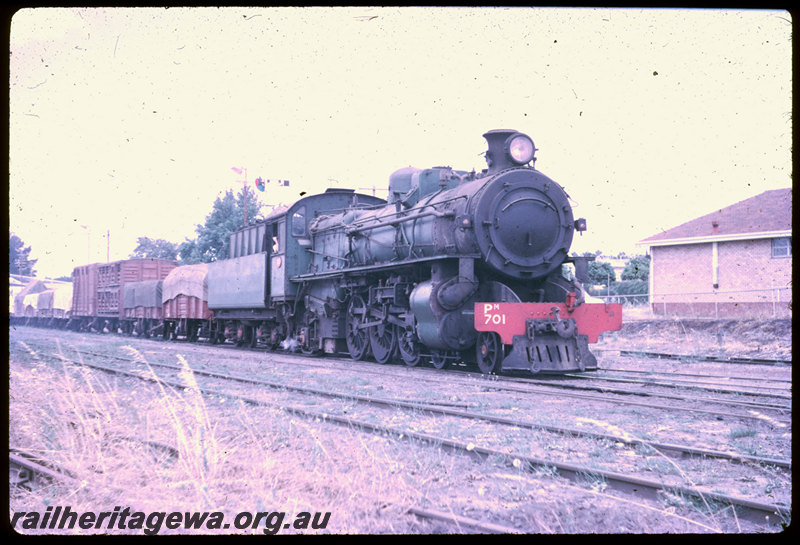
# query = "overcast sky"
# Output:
<box><xmin>9</xmin><ymin>7</ymin><xmax>792</xmax><ymax>278</ymax></box>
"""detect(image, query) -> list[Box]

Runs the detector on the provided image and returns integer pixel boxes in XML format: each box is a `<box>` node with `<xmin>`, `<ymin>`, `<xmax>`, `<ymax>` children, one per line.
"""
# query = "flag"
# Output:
<box><xmin>254</xmin><ymin>178</ymin><xmax>290</xmax><ymax>189</ymax></box>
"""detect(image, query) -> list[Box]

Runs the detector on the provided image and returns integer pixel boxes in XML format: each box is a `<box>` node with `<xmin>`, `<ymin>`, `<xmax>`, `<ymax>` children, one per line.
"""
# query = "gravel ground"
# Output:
<box><xmin>8</xmin><ymin>323</ymin><xmax>792</xmax><ymax>534</ymax></box>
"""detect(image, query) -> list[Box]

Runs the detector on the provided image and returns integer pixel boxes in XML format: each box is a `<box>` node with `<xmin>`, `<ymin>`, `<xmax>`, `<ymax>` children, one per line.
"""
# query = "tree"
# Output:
<box><xmin>621</xmin><ymin>254</ymin><xmax>651</xmax><ymax>281</ymax></box>
<box><xmin>588</xmin><ymin>260</ymin><xmax>616</xmax><ymax>286</ymax></box>
<box><xmin>9</xmin><ymin>232</ymin><xmax>37</xmax><ymax>276</ymax></box>
<box><xmin>572</xmin><ymin>250</ymin><xmax>602</xmax><ymax>258</ymax></box>
<box><xmin>129</xmin><ymin>237</ymin><xmax>179</xmax><ymax>260</ymax></box>
<box><xmin>178</xmin><ymin>186</ymin><xmax>265</xmax><ymax>264</ymax></box>
<box><xmin>576</xmin><ymin>251</ymin><xmax>615</xmax><ymax>286</ymax></box>
<box><xmin>607</xmin><ymin>279</ymin><xmax>649</xmax><ymax>303</ymax></box>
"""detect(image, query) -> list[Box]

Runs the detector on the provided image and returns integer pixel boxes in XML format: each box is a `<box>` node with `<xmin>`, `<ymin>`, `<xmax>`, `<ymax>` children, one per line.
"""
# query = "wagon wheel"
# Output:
<box><xmin>188</xmin><ymin>322</ymin><xmax>199</xmax><ymax>343</ymax></box>
<box><xmin>476</xmin><ymin>331</ymin><xmax>503</xmax><ymax>374</ymax></box>
<box><xmin>247</xmin><ymin>325</ymin><xmax>258</xmax><ymax>348</ymax></box>
<box><xmin>235</xmin><ymin>324</ymin><xmax>246</xmax><ymax>347</ymax></box>
<box><xmin>398</xmin><ymin>325</ymin><xmax>422</xmax><ymax>367</ymax></box>
<box><xmin>369</xmin><ymin>321</ymin><xmax>398</xmax><ymax>364</ymax></box>
<box><xmin>162</xmin><ymin>321</ymin><xmax>172</xmax><ymax>341</ymax></box>
<box><xmin>211</xmin><ymin>323</ymin><xmax>225</xmax><ymax>345</ymax></box>
<box><xmin>264</xmin><ymin>329</ymin><xmax>281</xmax><ymax>351</ymax></box>
<box><xmin>345</xmin><ymin>294</ymin><xmax>370</xmax><ymax>360</ymax></box>
<box><xmin>142</xmin><ymin>319</ymin><xmax>151</xmax><ymax>339</ymax></box>
<box><xmin>430</xmin><ymin>349</ymin><xmax>452</xmax><ymax>370</ymax></box>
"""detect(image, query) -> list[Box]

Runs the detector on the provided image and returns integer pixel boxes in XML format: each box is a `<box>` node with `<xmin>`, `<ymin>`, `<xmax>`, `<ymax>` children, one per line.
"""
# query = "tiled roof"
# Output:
<box><xmin>639</xmin><ymin>188</ymin><xmax>792</xmax><ymax>243</ymax></box>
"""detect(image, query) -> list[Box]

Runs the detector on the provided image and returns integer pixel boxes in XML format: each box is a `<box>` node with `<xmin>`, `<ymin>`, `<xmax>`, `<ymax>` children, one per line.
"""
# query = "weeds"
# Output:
<box><xmin>580</xmin><ymin>472</ymin><xmax>608</xmax><ymax>493</ymax></box>
<box><xmin>9</xmin><ymin>326</ymin><xmax>789</xmax><ymax>534</ymax></box>
<box><xmin>729</xmin><ymin>428</ymin><xmax>758</xmax><ymax>439</ymax></box>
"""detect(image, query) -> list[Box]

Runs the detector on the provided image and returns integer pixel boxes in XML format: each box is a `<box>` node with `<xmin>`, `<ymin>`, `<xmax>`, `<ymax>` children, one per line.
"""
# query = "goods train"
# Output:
<box><xmin>10</xmin><ymin>129</ymin><xmax>621</xmax><ymax>374</ymax></box>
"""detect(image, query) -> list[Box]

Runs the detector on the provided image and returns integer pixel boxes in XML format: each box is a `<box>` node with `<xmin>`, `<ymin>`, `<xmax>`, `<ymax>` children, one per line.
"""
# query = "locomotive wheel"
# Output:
<box><xmin>476</xmin><ymin>331</ymin><xmax>503</xmax><ymax>374</ymax></box>
<box><xmin>345</xmin><ymin>295</ymin><xmax>370</xmax><ymax>360</ymax></box>
<box><xmin>369</xmin><ymin>322</ymin><xmax>398</xmax><ymax>364</ymax></box>
<box><xmin>430</xmin><ymin>349</ymin><xmax>452</xmax><ymax>370</ymax></box>
<box><xmin>398</xmin><ymin>326</ymin><xmax>421</xmax><ymax>367</ymax></box>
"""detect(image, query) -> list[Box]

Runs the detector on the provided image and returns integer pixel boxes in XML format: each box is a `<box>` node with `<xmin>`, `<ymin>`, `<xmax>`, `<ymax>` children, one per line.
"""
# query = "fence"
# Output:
<box><xmin>593</xmin><ymin>286</ymin><xmax>792</xmax><ymax>319</ymax></box>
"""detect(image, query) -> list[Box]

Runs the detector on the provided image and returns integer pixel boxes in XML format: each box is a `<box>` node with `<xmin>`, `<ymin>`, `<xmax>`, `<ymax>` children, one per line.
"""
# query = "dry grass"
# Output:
<box><xmin>598</xmin><ymin>317</ymin><xmax>791</xmax><ymax>361</ymax></box>
<box><xmin>9</xmin><ymin>329</ymin><xmax>789</xmax><ymax>534</ymax></box>
<box><xmin>8</xmin><ymin>340</ymin><xmax>462</xmax><ymax>534</ymax></box>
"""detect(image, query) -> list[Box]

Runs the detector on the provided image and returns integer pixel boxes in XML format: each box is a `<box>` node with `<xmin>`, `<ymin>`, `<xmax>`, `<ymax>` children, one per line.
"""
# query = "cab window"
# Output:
<box><xmin>273</xmin><ymin>220</ymin><xmax>285</xmax><ymax>253</ymax></box>
<box><xmin>291</xmin><ymin>206</ymin><xmax>306</xmax><ymax>236</ymax></box>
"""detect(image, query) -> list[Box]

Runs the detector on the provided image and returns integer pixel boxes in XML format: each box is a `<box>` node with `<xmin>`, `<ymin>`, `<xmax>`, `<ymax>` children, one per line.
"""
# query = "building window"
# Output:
<box><xmin>771</xmin><ymin>237</ymin><xmax>791</xmax><ymax>258</ymax></box>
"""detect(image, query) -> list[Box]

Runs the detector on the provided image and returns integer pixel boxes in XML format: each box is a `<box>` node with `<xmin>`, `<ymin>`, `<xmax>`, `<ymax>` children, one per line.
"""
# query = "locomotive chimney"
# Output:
<box><xmin>483</xmin><ymin>130</ymin><xmax>516</xmax><ymax>174</ymax></box>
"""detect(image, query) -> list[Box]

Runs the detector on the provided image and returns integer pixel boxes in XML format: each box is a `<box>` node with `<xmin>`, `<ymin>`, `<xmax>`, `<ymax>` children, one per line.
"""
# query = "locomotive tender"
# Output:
<box><xmin>207</xmin><ymin>129</ymin><xmax>621</xmax><ymax>373</ymax></box>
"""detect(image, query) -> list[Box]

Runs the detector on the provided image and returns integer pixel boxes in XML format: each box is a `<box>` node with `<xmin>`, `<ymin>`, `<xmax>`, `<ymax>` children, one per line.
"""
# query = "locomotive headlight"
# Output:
<box><xmin>505</xmin><ymin>133</ymin><xmax>535</xmax><ymax>165</ymax></box>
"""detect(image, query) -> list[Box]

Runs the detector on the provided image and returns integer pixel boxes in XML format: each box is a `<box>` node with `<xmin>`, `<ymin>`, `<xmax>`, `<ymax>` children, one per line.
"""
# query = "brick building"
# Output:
<box><xmin>638</xmin><ymin>188</ymin><xmax>791</xmax><ymax>318</ymax></box>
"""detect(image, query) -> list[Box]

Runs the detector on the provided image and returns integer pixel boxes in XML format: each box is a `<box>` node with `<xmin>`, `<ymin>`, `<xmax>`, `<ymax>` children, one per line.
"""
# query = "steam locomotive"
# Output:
<box><xmin>15</xmin><ymin>129</ymin><xmax>621</xmax><ymax>374</ymax></box>
<box><xmin>207</xmin><ymin>129</ymin><xmax>621</xmax><ymax>373</ymax></box>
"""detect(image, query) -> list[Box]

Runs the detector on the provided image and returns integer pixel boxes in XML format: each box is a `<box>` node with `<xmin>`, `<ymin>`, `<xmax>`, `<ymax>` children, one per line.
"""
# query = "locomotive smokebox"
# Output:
<box><xmin>470</xmin><ymin>133</ymin><xmax>574</xmax><ymax>280</ymax></box>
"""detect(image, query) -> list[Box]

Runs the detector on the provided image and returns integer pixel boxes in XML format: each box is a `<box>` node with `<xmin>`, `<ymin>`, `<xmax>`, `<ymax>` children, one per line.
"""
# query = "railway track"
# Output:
<box><xmin>202</xmin><ymin>339</ymin><xmax>794</xmax><ymax>408</ymax></box>
<box><xmin>10</xmin><ymin>444</ymin><xmax>518</xmax><ymax>535</ymax></box>
<box><xmin>57</xmin><ymin>344</ymin><xmax>793</xmax><ymax>427</ymax></box>
<box><xmin>10</xmin><ymin>448</ymin><xmax>78</xmax><ymax>488</ymax></box>
<box><xmin>407</xmin><ymin>507</ymin><xmax>522</xmax><ymax>534</ymax></box>
<box><xmin>559</xmin><ymin>372</ymin><xmax>792</xmax><ymax>399</ymax></box>
<box><xmin>16</xmin><ymin>343</ymin><xmax>790</xmax><ymax>528</ymax></box>
<box><xmin>15</xmin><ymin>327</ymin><xmax>792</xmax><ymax>415</ymax></box>
<box><xmin>26</xmin><ymin>328</ymin><xmax>793</xmax><ymax>429</ymax></box>
<box><xmin>117</xmin><ymin>340</ymin><xmax>795</xmax><ymax>398</ymax></box>
<box><xmin>614</xmin><ymin>350</ymin><xmax>791</xmax><ymax>367</ymax></box>
<box><xmin>41</xmin><ymin>349</ymin><xmax>792</xmax><ymax>471</ymax></box>
<box><xmin>598</xmin><ymin>366</ymin><xmax>792</xmax><ymax>386</ymax></box>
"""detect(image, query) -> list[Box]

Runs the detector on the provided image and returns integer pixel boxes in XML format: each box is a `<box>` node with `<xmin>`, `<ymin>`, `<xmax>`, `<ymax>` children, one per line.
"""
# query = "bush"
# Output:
<box><xmin>610</xmin><ymin>280</ymin><xmax>648</xmax><ymax>296</ymax></box>
<box><xmin>621</xmin><ymin>255</ymin><xmax>650</xmax><ymax>281</ymax></box>
<box><xmin>587</xmin><ymin>280</ymin><xmax>648</xmax><ymax>304</ymax></box>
